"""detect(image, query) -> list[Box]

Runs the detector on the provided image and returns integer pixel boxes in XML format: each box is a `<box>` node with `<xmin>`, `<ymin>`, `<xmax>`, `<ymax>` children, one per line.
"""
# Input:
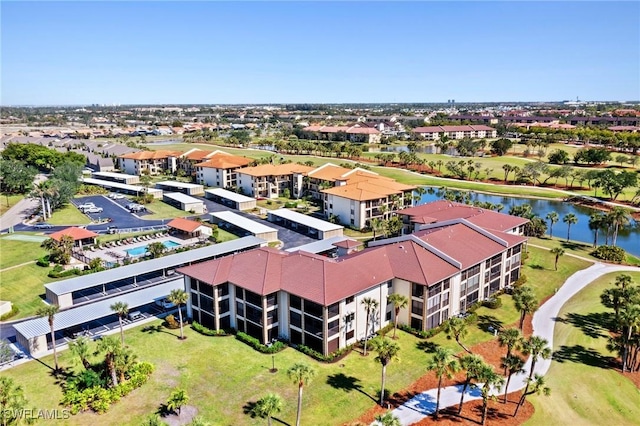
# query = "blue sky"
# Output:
<box><xmin>2</xmin><ymin>1</ymin><xmax>638</xmax><ymax>105</ymax></box>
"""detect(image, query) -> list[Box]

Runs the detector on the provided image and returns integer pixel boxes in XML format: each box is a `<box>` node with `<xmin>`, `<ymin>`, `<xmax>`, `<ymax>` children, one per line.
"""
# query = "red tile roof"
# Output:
<box><xmin>413</xmin><ymin>125</ymin><xmax>496</xmax><ymax>133</ymax></box>
<box><xmin>167</xmin><ymin>217</ymin><xmax>204</xmax><ymax>233</ymax></box>
<box><xmin>119</xmin><ymin>150</ymin><xmax>182</xmax><ymax>160</ymax></box>
<box><xmin>194</xmin><ymin>153</ymin><xmax>251</xmax><ymax>169</ymax></box>
<box><xmin>50</xmin><ymin>227</ymin><xmax>98</xmax><ymax>241</ymax></box>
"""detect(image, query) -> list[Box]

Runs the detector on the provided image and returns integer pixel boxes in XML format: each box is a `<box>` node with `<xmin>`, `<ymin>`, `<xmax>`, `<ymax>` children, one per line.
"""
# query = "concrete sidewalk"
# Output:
<box><xmin>390</xmin><ymin>262</ymin><xmax>640</xmax><ymax>425</ymax></box>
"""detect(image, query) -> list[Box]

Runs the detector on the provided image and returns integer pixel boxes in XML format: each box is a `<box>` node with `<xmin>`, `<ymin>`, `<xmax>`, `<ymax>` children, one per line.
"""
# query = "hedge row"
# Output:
<box><xmin>235</xmin><ymin>332</ymin><xmax>285</xmax><ymax>354</ymax></box>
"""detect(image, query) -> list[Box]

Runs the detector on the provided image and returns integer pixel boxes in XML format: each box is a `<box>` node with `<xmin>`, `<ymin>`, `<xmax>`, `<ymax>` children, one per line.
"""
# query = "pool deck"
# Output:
<box><xmin>78</xmin><ymin>235</ymin><xmax>199</xmax><ymax>263</ymax></box>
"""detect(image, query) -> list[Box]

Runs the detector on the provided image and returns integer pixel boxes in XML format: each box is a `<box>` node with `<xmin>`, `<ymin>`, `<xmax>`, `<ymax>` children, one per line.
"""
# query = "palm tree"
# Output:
<box><xmin>361</xmin><ymin>297</ymin><xmax>379</xmax><ymax>356</ymax></box>
<box><xmin>167</xmin><ymin>388</ymin><xmax>189</xmax><ymax>416</ymax></box>
<box><xmin>252</xmin><ymin>393</ymin><xmax>283</xmax><ymax>426</ymax></box>
<box><xmin>589</xmin><ymin>212</ymin><xmax>605</xmax><ymax>247</ymax></box>
<box><xmin>31</xmin><ymin>182</ymin><xmax>48</xmax><ymax>220</ymax></box>
<box><xmin>513</xmin><ymin>286</ymin><xmax>538</xmax><ymax>330</ymax></box>
<box><xmin>168</xmin><ymin>289</ymin><xmax>189</xmax><ymax>340</ymax></box>
<box><xmin>620</xmin><ymin>304</ymin><xmax>640</xmax><ymax>372</ymax></box>
<box><xmin>110</xmin><ymin>301</ymin><xmax>129</xmax><ymax>346</ymax></box>
<box><xmin>498</xmin><ymin>328</ymin><xmax>522</xmax><ymax>374</ymax></box>
<box><xmin>287</xmin><ymin>362</ymin><xmax>316</xmax><ymax>426</ymax></box>
<box><xmin>518</xmin><ymin>336</ymin><xmax>552</xmax><ymax>409</ymax></box>
<box><xmin>477</xmin><ymin>365</ymin><xmax>505</xmax><ymax>425</ymax></box>
<box><xmin>36</xmin><ymin>304</ymin><xmax>60</xmax><ymax>371</ymax></box>
<box><xmin>69</xmin><ymin>336</ymin><xmax>91</xmax><ymax>369</ymax></box>
<box><xmin>95</xmin><ymin>335</ymin><xmax>122</xmax><ymax>387</ymax></box>
<box><xmin>0</xmin><ymin>377</ymin><xmax>28</xmax><ymax>426</ymax></box>
<box><xmin>457</xmin><ymin>353</ymin><xmax>486</xmax><ymax>414</ymax></box>
<box><xmin>147</xmin><ymin>241</ymin><xmax>166</xmax><ymax>258</ymax></box>
<box><xmin>549</xmin><ymin>247</ymin><xmax>565</xmax><ymax>271</ymax></box>
<box><xmin>607</xmin><ymin>207</ymin><xmax>631</xmax><ymax>247</ymax></box>
<box><xmin>562</xmin><ymin>213</ymin><xmax>578</xmax><ymax>242</ymax></box>
<box><xmin>426</xmin><ymin>347</ymin><xmax>460</xmax><ymax>418</ymax></box>
<box><xmin>387</xmin><ymin>294</ymin><xmax>408</xmax><ymax>339</ymax></box>
<box><xmin>513</xmin><ymin>374</ymin><xmax>550</xmax><ymax>417</ymax></box>
<box><xmin>374</xmin><ymin>411</ymin><xmax>401</xmax><ymax>426</ymax></box>
<box><xmin>370</xmin><ymin>337</ymin><xmax>401</xmax><ymax>407</ymax></box>
<box><xmin>501</xmin><ymin>354</ymin><xmax>525</xmax><ymax>403</ymax></box>
<box><xmin>545</xmin><ymin>212</ymin><xmax>559</xmax><ymax>238</ymax></box>
<box><xmin>371</xmin><ymin>218</ymin><xmax>383</xmax><ymax>241</ymax></box>
<box><xmin>443</xmin><ymin>316</ymin><xmax>472</xmax><ymax>353</ymax></box>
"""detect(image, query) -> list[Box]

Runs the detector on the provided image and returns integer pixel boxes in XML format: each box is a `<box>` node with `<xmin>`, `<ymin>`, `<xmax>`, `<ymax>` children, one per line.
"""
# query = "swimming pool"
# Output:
<box><xmin>125</xmin><ymin>240</ymin><xmax>181</xmax><ymax>257</ymax></box>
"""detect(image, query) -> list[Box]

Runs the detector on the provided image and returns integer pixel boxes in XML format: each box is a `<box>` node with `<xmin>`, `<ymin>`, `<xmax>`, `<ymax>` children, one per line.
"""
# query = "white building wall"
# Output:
<box><xmin>326</xmin><ymin>194</ymin><xmax>354</xmax><ymax>228</ymax></box>
<box><xmin>121</xmin><ymin>158</ymin><xmax>137</xmax><ymax>175</ymax></box>
<box><xmin>238</xmin><ymin>174</ymin><xmax>256</xmax><ymax>197</ymax></box>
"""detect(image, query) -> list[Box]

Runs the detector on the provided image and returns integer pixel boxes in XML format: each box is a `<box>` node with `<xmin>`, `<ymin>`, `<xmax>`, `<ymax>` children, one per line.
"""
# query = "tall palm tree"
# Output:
<box><xmin>607</xmin><ymin>207</ymin><xmax>631</xmax><ymax>247</ymax></box>
<box><xmin>69</xmin><ymin>336</ymin><xmax>91</xmax><ymax>369</ymax></box>
<box><xmin>519</xmin><ymin>336</ymin><xmax>552</xmax><ymax>409</ymax></box>
<box><xmin>370</xmin><ymin>337</ymin><xmax>401</xmax><ymax>407</ymax></box>
<box><xmin>513</xmin><ymin>286</ymin><xmax>538</xmax><ymax>330</ymax></box>
<box><xmin>168</xmin><ymin>289</ymin><xmax>189</xmax><ymax>340</ymax></box>
<box><xmin>287</xmin><ymin>362</ymin><xmax>316</xmax><ymax>426</ymax></box>
<box><xmin>457</xmin><ymin>353</ymin><xmax>486</xmax><ymax>414</ymax></box>
<box><xmin>501</xmin><ymin>354</ymin><xmax>525</xmax><ymax>403</ymax></box>
<box><xmin>562</xmin><ymin>213</ymin><xmax>578</xmax><ymax>242</ymax></box>
<box><xmin>31</xmin><ymin>182</ymin><xmax>48</xmax><ymax>220</ymax></box>
<box><xmin>620</xmin><ymin>304</ymin><xmax>640</xmax><ymax>372</ymax></box>
<box><xmin>545</xmin><ymin>211</ymin><xmax>559</xmax><ymax>238</ymax></box>
<box><xmin>252</xmin><ymin>393</ymin><xmax>283</xmax><ymax>426</ymax></box>
<box><xmin>374</xmin><ymin>411</ymin><xmax>401</xmax><ymax>426</ymax></box>
<box><xmin>549</xmin><ymin>247</ymin><xmax>565</xmax><ymax>271</ymax></box>
<box><xmin>95</xmin><ymin>335</ymin><xmax>122</xmax><ymax>387</ymax></box>
<box><xmin>588</xmin><ymin>212</ymin><xmax>605</xmax><ymax>247</ymax></box>
<box><xmin>110</xmin><ymin>301</ymin><xmax>129</xmax><ymax>346</ymax></box>
<box><xmin>361</xmin><ymin>297</ymin><xmax>379</xmax><ymax>356</ymax></box>
<box><xmin>387</xmin><ymin>294</ymin><xmax>408</xmax><ymax>339</ymax></box>
<box><xmin>36</xmin><ymin>304</ymin><xmax>60</xmax><ymax>371</ymax></box>
<box><xmin>498</xmin><ymin>328</ymin><xmax>522</xmax><ymax>374</ymax></box>
<box><xmin>426</xmin><ymin>347</ymin><xmax>460</xmax><ymax>418</ymax></box>
<box><xmin>513</xmin><ymin>374</ymin><xmax>550</xmax><ymax>417</ymax></box>
<box><xmin>443</xmin><ymin>316</ymin><xmax>472</xmax><ymax>353</ymax></box>
<box><xmin>477</xmin><ymin>365</ymin><xmax>505</xmax><ymax>426</ymax></box>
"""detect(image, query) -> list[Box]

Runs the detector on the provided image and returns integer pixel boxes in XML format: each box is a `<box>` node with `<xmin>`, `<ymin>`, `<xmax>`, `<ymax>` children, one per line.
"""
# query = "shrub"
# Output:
<box><xmin>36</xmin><ymin>255</ymin><xmax>50</xmax><ymax>267</ymax></box>
<box><xmin>48</xmin><ymin>267</ymin><xmax>84</xmax><ymax>278</ymax></box>
<box><xmin>191</xmin><ymin>321</ymin><xmax>227</xmax><ymax>336</ymax></box>
<box><xmin>235</xmin><ymin>332</ymin><xmax>285</xmax><ymax>354</ymax></box>
<box><xmin>295</xmin><ymin>344</ymin><xmax>354</xmax><ymax>363</ymax></box>
<box><xmin>483</xmin><ymin>296</ymin><xmax>502</xmax><ymax>309</ymax></box>
<box><xmin>513</xmin><ymin>274</ymin><xmax>528</xmax><ymax>288</ymax></box>
<box><xmin>164</xmin><ymin>315</ymin><xmax>180</xmax><ymax>329</ymax></box>
<box><xmin>592</xmin><ymin>245</ymin><xmax>625</xmax><ymax>263</ymax></box>
<box><xmin>0</xmin><ymin>305</ymin><xmax>19</xmax><ymax>321</ymax></box>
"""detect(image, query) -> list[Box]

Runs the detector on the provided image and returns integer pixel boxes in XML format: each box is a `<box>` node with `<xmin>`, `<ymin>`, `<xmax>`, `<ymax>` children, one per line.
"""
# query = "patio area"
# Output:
<box><xmin>75</xmin><ymin>233</ymin><xmax>201</xmax><ymax>265</ymax></box>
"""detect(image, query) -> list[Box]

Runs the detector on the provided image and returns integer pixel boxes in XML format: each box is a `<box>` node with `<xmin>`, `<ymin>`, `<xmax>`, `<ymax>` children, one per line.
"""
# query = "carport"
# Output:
<box><xmin>204</xmin><ymin>188</ymin><xmax>256</xmax><ymax>211</ymax></box>
<box><xmin>163</xmin><ymin>192</ymin><xmax>206</xmax><ymax>214</ymax></box>
<box><xmin>92</xmin><ymin>171</ymin><xmax>140</xmax><ymax>185</ymax></box>
<box><xmin>156</xmin><ymin>181</ymin><xmax>205</xmax><ymax>196</ymax></box>
<box><xmin>210</xmin><ymin>211</ymin><xmax>279</xmax><ymax>242</ymax></box>
<box><xmin>81</xmin><ymin>178</ymin><xmax>163</xmax><ymax>199</ymax></box>
<box><xmin>267</xmin><ymin>208</ymin><xmax>343</xmax><ymax>239</ymax></box>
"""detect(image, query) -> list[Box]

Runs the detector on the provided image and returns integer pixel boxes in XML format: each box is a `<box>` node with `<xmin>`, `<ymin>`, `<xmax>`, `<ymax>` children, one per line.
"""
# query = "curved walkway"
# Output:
<box><xmin>391</xmin><ymin>262</ymin><xmax>640</xmax><ymax>425</ymax></box>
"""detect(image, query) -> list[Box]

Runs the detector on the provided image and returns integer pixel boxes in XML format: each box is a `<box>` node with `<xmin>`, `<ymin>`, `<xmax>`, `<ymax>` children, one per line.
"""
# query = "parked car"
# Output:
<box><xmin>127</xmin><ymin>204</ymin><xmax>145</xmax><ymax>212</ymax></box>
<box><xmin>84</xmin><ymin>206</ymin><xmax>104</xmax><ymax>214</ymax></box>
<box><xmin>107</xmin><ymin>225</ymin><xmax>119</xmax><ymax>234</ymax></box>
<box><xmin>155</xmin><ymin>298</ymin><xmax>176</xmax><ymax>309</ymax></box>
<box><xmin>78</xmin><ymin>202</ymin><xmax>96</xmax><ymax>210</ymax></box>
<box><xmin>108</xmin><ymin>193</ymin><xmax>125</xmax><ymax>199</ymax></box>
<box><xmin>33</xmin><ymin>222</ymin><xmax>53</xmax><ymax>229</ymax></box>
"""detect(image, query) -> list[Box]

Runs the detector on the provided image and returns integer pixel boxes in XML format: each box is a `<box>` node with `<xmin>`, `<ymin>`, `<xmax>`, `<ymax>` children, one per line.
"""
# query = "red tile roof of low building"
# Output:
<box><xmin>119</xmin><ymin>150</ymin><xmax>182</xmax><ymax>160</ymax></box>
<box><xmin>322</xmin><ymin>177</ymin><xmax>415</xmax><ymax>201</ymax></box>
<box><xmin>167</xmin><ymin>217</ymin><xmax>203</xmax><ymax>233</ymax></box>
<box><xmin>413</xmin><ymin>125</ymin><xmax>495</xmax><ymax>133</ymax></box>
<box><xmin>333</xmin><ymin>239</ymin><xmax>362</xmax><ymax>249</ymax></box>
<box><xmin>50</xmin><ymin>227</ymin><xmax>98</xmax><ymax>241</ymax></box>
<box><xmin>194</xmin><ymin>153</ymin><xmax>251</xmax><ymax>169</ymax></box>
<box><xmin>236</xmin><ymin>163</ymin><xmax>315</xmax><ymax>177</ymax></box>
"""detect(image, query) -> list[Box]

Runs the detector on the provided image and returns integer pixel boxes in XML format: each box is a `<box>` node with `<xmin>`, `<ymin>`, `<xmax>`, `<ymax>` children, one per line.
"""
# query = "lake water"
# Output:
<box><xmin>418</xmin><ymin>189</ymin><xmax>640</xmax><ymax>257</ymax></box>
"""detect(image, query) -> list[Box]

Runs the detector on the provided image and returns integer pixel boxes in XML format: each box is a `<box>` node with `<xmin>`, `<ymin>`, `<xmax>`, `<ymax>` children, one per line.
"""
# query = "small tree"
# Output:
<box><xmin>252</xmin><ymin>393</ymin><xmax>283</xmax><ymax>426</ymax></box>
<box><xmin>374</xmin><ymin>411</ymin><xmax>401</xmax><ymax>426</ymax></box>
<box><xmin>167</xmin><ymin>388</ymin><xmax>190</xmax><ymax>416</ymax></box>
<box><xmin>69</xmin><ymin>336</ymin><xmax>92</xmax><ymax>369</ymax></box>
<box><xmin>95</xmin><ymin>335</ymin><xmax>122</xmax><ymax>387</ymax></box>
<box><xmin>426</xmin><ymin>347</ymin><xmax>460</xmax><ymax>418</ymax></box>
<box><xmin>147</xmin><ymin>241</ymin><xmax>167</xmax><ymax>259</ymax></box>
<box><xmin>501</xmin><ymin>354</ymin><xmax>525</xmax><ymax>403</ymax></box>
<box><xmin>0</xmin><ymin>377</ymin><xmax>29</xmax><ymax>426</ymax></box>
<box><xmin>457</xmin><ymin>354</ymin><xmax>486</xmax><ymax>414</ymax></box>
<box><xmin>168</xmin><ymin>289</ymin><xmax>189</xmax><ymax>340</ymax></box>
<box><xmin>518</xmin><ymin>336</ymin><xmax>552</xmax><ymax>412</ymax></box>
<box><xmin>387</xmin><ymin>294</ymin><xmax>408</xmax><ymax>339</ymax></box>
<box><xmin>443</xmin><ymin>316</ymin><xmax>472</xmax><ymax>353</ymax></box>
<box><xmin>370</xmin><ymin>337</ymin><xmax>401</xmax><ymax>407</ymax></box>
<box><xmin>477</xmin><ymin>365</ymin><xmax>505</xmax><ymax>425</ymax></box>
<box><xmin>287</xmin><ymin>362</ymin><xmax>316</xmax><ymax>426</ymax></box>
<box><xmin>36</xmin><ymin>304</ymin><xmax>60</xmax><ymax>371</ymax></box>
<box><xmin>513</xmin><ymin>286</ymin><xmax>538</xmax><ymax>330</ymax></box>
<box><xmin>361</xmin><ymin>297</ymin><xmax>379</xmax><ymax>356</ymax></box>
<box><xmin>550</xmin><ymin>247</ymin><xmax>565</xmax><ymax>271</ymax></box>
<box><xmin>110</xmin><ymin>301</ymin><xmax>129</xmax><ymax>346</ymax></box>
<box><xmin>498</xmin><ymin>328</ymin><xmax>522</xmax><ymax>374</ymax></box>
<box><xmin>514</xmin><ymin>374</ymin><xmax>550</xmax><ymax>417</ymax></box>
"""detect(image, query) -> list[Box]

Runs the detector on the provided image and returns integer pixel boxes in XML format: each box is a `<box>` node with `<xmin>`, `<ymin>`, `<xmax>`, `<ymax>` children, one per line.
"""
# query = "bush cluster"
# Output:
<box><xmin>295</xmin><ymin>344</ymin><xmax>353</xmax><ymax>363</ymax></box>
<box><xmin>61</xmin><ymin>362</ymin><xmax>154</xmax><ymax>415</ymax></box>
<box><xmin>191</xmin><ymin>321</ymin><xmax>227</xmax><ymax>336</ymax></box>
<box><xmin>48</xmin><ymin>265</ymin><xmax>85</xmax><ymax>278</ymax></box>
<box><xmin>36</xmin><ymin>256</ymin><xmax>50</xmax><ymax>267</ymax></box>
<box><xmin>398</xmin><ymin>323</ymin><xmax>443</xmax><ymax>339</ymax></box>
<box><xmin>483</xmin><ymin>296</ymin><xmax>502</xmax><ymax>309</ymax></box>
<box><xmin>164</xmin><ymin>315</ymin><xmax>180</xmax><ymax>329</ymax></box>
<box><xmin>592</xmin><ymin>245</ymin><xmax>626</xmax><ymax>263</ymax></box>
<box><xmin>235</xmin><ymin>332</ymin><xmax>285</xmax><ymax>354</ymax></box>
<box><xmin>513</xmin><ymin>274</ymin><xmax>528</xmax><ymax>287</ymax></box>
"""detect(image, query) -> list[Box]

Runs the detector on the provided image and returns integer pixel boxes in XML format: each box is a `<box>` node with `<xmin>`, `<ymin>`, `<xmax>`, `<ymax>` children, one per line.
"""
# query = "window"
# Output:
<box><xmin>190</xmin><ymin>280</ymin><xmax>199</xmax><ymax>291</ymax></box>
<box><xmin>304</xmin><ymin>300</ymin><xmax>323</xmax><ymax>318</ymax></box>
<box><xmin>328</xmin><ymin>319</ymin><xmax>339</xmax><ymax>337</ymax></box>
<box><xmin>386</xmin><ymin>310</ymin><xmax>392</xmax><ymax>321</ymax></box>
<box><xmin>219</xmin><ymin>299</ymin><xmax>230</xmax><ymax>314</ymax></box>
<box><xmin>412</xmin><ymin>283</ymin><xmax>424</xmax><ymax>298</ymax></box>
<box><xmin>346</xmin><ymin>330</ymin><xmax>354</xmax><ymax>340</ymax></box>
<box><xmin>236</xmin><ymin>301</ymin><xmax>245</xmax><ymax>318</ymax></box>
<box><xmin>345</xmin><ymin>296</ymin><xmax>355</xmax><ymax>304</ymax></box>
<box><xmin>245</xmin><ymin>290</ymin><xmax>262</xmax><ymax>307</ymax></box>
<box><xmin>200</xmin><ymin>295</ymin><xmax>214</xmax><ymax>314</ymax></box>
<box><xmin>246</xmin><ymin>305</ymin><xmax>263</xmax><ymax>324</ymax></box>
<box><xmin>200</xmin><ymin>284</ymin><xmax>214</xmax><ymax>298</ymax></box>
<box><xmin>191</xmin><ymin>294</ymin><xmax>200</xmax><ymax>308</ymax></box>
<box><xmin>387</xmin><ymin>281</ymin><xmax>393</xmax><ymax>289</ymax></box>
<box><xmin>267</xmin><ymin>308</ymin><xmax>278</xmax><ymax>325</ymax></box>
<box><xmin>328</xmin><ymin>303</ymin><xmax>339</xmax><ymax>318</ymax></box>
<box><xmin>290</xmin><ymin>294</ymin><xmax>301</xmax><ymax>310</ymax></box>
<box><xmin>304</xmin><ymin>314</ymin><xmax>323</xmax><ymax>338</ymax></box>
<box><xmin>290</xmin><ymin>311</ymin><xmax>302</xmax><ymax>328</ymax></box>
<box><xmin>266</xmin><ymin>293</ymin><xmax>277</xmax><ymax>308</ymax></box>
<box><xmin>412</xmin><ymin>300</ymin><xmax>424</xmax><ymax>315</ymax></box>
<box><xmin>411</xmin><ymin>317</ymin><xmax>423</xmax><ymax>331</ymax></box>
<box><xmin>218</xmin><ymin>283</ymin><xmax>229</xmax><ymax>297</ymax></box>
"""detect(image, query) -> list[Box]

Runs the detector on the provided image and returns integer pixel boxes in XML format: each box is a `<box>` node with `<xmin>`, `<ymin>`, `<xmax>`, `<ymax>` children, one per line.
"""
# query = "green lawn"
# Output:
<box><xmin>526</xmin><ymin>271</ymin><xmax>640</xmax><ymax>426</ymax></box>
<box><xmin>0</xmin><ymin>193</ymin><xmax>24</xmax><ymax>216</ymax></box>
<box><xmin>142</xmin><ymin>201</ymin><xmax>193</xmax><ymax>220</ymax></box>
<box><xmin>529</xmin><ymin>237</ymin><xmax>640</xmax><ymax>267</ymax></box>
<box><xmin>0</xmin><ymin>234</ymin><xmax>48</xmax><ymax>270</ymax></box>
<box><xmin>0</xmin><ymin>263</ymin><xmax>59</xmax><ymax>319</ymax></box>
<box><xmin>47</xmin><ymin>204</ymin><xmax>91</xmax><ymax>226</ymax></box>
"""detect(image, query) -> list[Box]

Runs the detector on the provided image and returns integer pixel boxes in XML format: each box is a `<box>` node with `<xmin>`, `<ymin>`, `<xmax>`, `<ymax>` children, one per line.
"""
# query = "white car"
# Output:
<box><xmin>84</xmin><ymin>206</ymin><xmax>104</xmax><ymax>214</ymax></box>
<box><xmin>155</xmin><ymin>298</ymin><xmax>176</xmax><ymax>309</ymax></box>
<box><xmin>108</xmin><ymin>193</ymin><xmax>125</xmax><ymax>199</ymax></box>
<box><xmin>78</xmin><ymin>202</ymin><xmax>96</xmax><ymax>210</ymax></box>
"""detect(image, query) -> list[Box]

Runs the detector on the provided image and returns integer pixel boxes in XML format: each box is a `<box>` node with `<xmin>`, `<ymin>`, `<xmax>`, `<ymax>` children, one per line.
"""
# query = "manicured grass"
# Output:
<box><xmin>142</xmin><ymin>201</ymin><xmax>193</xmax><ymax>220</ymax></box>
<box><xmin>0</xmin><ymin>193</ymin><xmax>24</xmax><ymax>216</ymax></box>
<box><xmin>0</xmin><ymin>262</ymin><xmax>58</xmax><ymax>319</ymax></box>
<box><xmin>529</xmin><ymin>237</ymin><xmax>640</xmax><ymax>267</ymax></box>
<box><xmin>0</xmin><ymin>234</ymin><xmax>48</xmax><ymax>270</ymax></box>
<box><xmin>526</xmin><ymin>271</ymin><xmax>640</xmax><ymax>426</ymax></box>
<box><xmin>522</xmin><ymin>245</ymin><xmax>593</xmax><ymax>301</ymax></box>
<box><xmin>47</xmin><ymin>204</ymin><xmax>91</xmax><ymax>226</ymax></box>
<box><xmin>213</xmin><ymin>228</ymin><xmax>237</xmax><ymax>243</ymax></box>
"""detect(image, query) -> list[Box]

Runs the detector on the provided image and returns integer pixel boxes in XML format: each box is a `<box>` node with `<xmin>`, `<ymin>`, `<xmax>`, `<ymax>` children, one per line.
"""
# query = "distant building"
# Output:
<box><xmin>236</xmin><ymin>163</ymin><xmax>315</xmax><ymax>199</ymax></box>
<box><xmin>413</xmin><ymin>125</ymin><xmax>497</xmax><ymax>140</ymax></box>
<box><xmin>302</xmin><ymin>125</ymin><xmax>382</xmax><ymax>144</ymax></box>
<box><xmin>118</xmin><ymin>150</ymin><xmax>182</xmax><ymax>175</ymax></box>
<box><xmin>194</xmin><ymin>153</ymin><xmax>252</xmax><ymax>188</ymax></box>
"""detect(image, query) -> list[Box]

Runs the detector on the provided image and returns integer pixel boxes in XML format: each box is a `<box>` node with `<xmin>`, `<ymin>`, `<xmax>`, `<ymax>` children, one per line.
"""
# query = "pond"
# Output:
<box><xmin>418</xmin><ymin>189</ymin><xmax>640</xmax><ymax>257</ymax></box>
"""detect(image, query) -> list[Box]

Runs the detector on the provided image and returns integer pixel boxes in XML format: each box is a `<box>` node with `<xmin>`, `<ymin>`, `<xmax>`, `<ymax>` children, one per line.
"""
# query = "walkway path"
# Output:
<box><xmin>391</xmin><ymin>262</ymin><xmax>640</xmax><ymax>425</ymax></box>
<box><xmin>0</xmin><ymin>260</ymin><xmax>36</xmax><ymax>273</ymax></box>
